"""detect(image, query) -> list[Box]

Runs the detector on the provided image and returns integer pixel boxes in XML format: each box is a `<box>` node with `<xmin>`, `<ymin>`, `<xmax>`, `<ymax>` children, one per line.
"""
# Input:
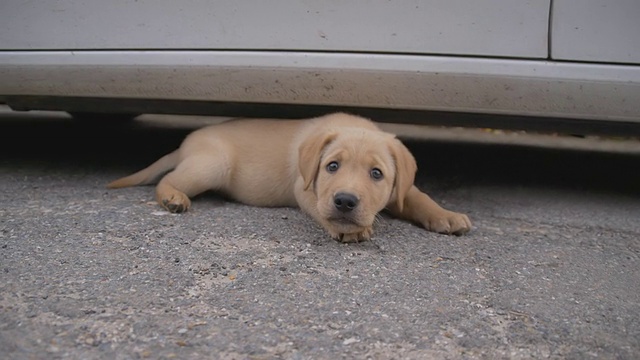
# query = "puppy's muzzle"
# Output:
<box><xmin>334</xmin><ymin>192</ymin><xmax>359</xmax><ymax>213</ymax></box>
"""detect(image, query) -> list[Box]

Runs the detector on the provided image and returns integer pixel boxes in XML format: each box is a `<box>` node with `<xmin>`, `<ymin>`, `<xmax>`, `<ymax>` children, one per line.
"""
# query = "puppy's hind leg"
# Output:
<box><xmin>156</xmin><ymin>154</ymin><xmax>230</xmax><ymax>213</ymax></box>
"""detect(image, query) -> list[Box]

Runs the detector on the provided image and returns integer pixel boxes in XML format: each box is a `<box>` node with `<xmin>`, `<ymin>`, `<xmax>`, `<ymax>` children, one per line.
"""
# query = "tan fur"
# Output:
<box><xmin>108</xmin><ymin>113</ymin><xmax>471</xmax><ymax>242</ymax></box>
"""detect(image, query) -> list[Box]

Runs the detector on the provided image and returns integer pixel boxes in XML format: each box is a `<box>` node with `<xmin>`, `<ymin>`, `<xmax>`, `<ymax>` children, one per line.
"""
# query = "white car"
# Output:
<box><xmin>1</xmin><ymin>0</ymin><xmax>639</xmax><ymax>130</ymax></box>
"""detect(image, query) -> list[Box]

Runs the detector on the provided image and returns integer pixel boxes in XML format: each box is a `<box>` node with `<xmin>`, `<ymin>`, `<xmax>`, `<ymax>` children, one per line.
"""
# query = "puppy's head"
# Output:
<box><xmin>299</xmin><ymin>128</ymin><xmax>417</xmax><ymax>235</ymax></box>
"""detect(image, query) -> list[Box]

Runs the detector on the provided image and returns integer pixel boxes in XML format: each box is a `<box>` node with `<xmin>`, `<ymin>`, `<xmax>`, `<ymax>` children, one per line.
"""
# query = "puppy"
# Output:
<box><xmin>108</xmin><ymin>113</ymin><xmax>471</xmax><ymax>242</ymax></box>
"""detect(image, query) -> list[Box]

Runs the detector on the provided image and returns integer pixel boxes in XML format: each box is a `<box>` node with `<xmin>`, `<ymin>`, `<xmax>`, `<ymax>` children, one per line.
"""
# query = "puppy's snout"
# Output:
<box><xmin>334</xmin><ymin>192</ymin><xmax>359</xmax><ymax>213</ymax></box>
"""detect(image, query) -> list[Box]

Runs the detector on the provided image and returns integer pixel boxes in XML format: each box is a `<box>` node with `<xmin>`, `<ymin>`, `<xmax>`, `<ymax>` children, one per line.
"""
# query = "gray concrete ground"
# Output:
<box><xmin>1</xmin><ymin>110</ymin><xmax>639</xmax><ymax>359</ymax></box>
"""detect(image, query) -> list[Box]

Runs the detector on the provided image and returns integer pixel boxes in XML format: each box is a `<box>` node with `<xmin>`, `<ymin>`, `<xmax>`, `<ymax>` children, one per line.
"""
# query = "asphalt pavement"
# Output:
<box><xmin>1</xmin><ymin>110</ymin><xmax>639</xmax><ymax>359</ymax></box>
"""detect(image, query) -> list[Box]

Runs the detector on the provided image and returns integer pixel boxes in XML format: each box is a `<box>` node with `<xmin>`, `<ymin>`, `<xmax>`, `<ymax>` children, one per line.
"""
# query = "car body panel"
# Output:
<box><xmin>0</xmin><ymin>0</ymin><xmax>549</xmax><ymax>58</ymax></box>
<box><xmin>551</xmin><ymin>0</ymin><xmax>640</xmax><ymax>64</ymax></box>
<box><xmin>0</xmin><ymin>0</ymin><xmax>639</xmax><ymax>125</ymax></box>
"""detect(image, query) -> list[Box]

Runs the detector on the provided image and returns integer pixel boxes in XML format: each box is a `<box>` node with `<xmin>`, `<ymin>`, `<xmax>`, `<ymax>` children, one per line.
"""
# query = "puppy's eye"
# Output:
<box><xmin>326</xmin><ymin>161</ymin><xmax>340</xmax><ymax>173</ymax></box>
<box><xmin>370</xmin><ymin>168</ymin><xmax>383</xmax><ymax>180</ymax></box>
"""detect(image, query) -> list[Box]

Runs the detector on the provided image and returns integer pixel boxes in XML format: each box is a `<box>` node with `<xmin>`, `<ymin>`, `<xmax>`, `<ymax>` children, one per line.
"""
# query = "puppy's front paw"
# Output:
<box><xmin>160</xmin><ymin>194</ymin><xmax>191</xmax><ymax>213</ymax></box>
<box><xmin>337</xmin><ymin>227</ymin><xmax>374</xmax><ymax>243</ymax></box>
<box><xmin>424</xmin><ymin>210</ymin><xmax>471</xmax><ymax>235</ymax></box>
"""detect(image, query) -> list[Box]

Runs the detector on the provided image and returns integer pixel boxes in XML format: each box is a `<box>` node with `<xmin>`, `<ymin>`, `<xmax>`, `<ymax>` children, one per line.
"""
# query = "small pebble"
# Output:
<box><xmin>343</xmin><ymin>337</ymin><xmax>358</xmax><ymax>345</ymax></box>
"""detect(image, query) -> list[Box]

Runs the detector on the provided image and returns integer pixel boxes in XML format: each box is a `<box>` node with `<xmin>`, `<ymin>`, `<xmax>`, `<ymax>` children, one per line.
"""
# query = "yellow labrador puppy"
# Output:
<box><xmin>108</xmin><ymin>113</ymin><xmax>471</xmax><ymax>242</ymax></box>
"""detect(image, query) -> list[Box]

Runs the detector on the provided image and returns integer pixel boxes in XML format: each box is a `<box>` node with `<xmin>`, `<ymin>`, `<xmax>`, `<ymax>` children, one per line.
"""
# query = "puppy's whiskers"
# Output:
<box><xmin>368</xmin><ymin>213</ymin><xmax>386</xmax><ymax>251</ymax></box>
<box><xmin>373</xmin><ymin>213</ymin><xmax>383</xmax><ymax>226</ymax></box>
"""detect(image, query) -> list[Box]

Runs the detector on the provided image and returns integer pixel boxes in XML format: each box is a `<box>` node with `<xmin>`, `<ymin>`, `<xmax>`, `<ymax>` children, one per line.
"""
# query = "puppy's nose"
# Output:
<box><xmin>334</xmin><ymin>193</ymin><xmax>359</xmax><ymax>213</ymax></box>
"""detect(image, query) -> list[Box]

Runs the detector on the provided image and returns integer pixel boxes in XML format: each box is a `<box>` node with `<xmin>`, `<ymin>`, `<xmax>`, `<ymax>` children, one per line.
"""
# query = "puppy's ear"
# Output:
<box><xmin>298</xmin><ymin>131</ymin><xmax>337</xmax><ymax>191</ymax></box>
<box><xmin>388</xmin><ymin>137</ymin><xmax>417</xmax><ymax>212</ymax></box>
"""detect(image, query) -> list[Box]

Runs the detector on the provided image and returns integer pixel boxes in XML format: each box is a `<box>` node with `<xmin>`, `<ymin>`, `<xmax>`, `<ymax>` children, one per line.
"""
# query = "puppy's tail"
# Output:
<box><xmin>107</xmin><ymin>150</ymin><xmax>179</xmax><ymax>189</ymax></box>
